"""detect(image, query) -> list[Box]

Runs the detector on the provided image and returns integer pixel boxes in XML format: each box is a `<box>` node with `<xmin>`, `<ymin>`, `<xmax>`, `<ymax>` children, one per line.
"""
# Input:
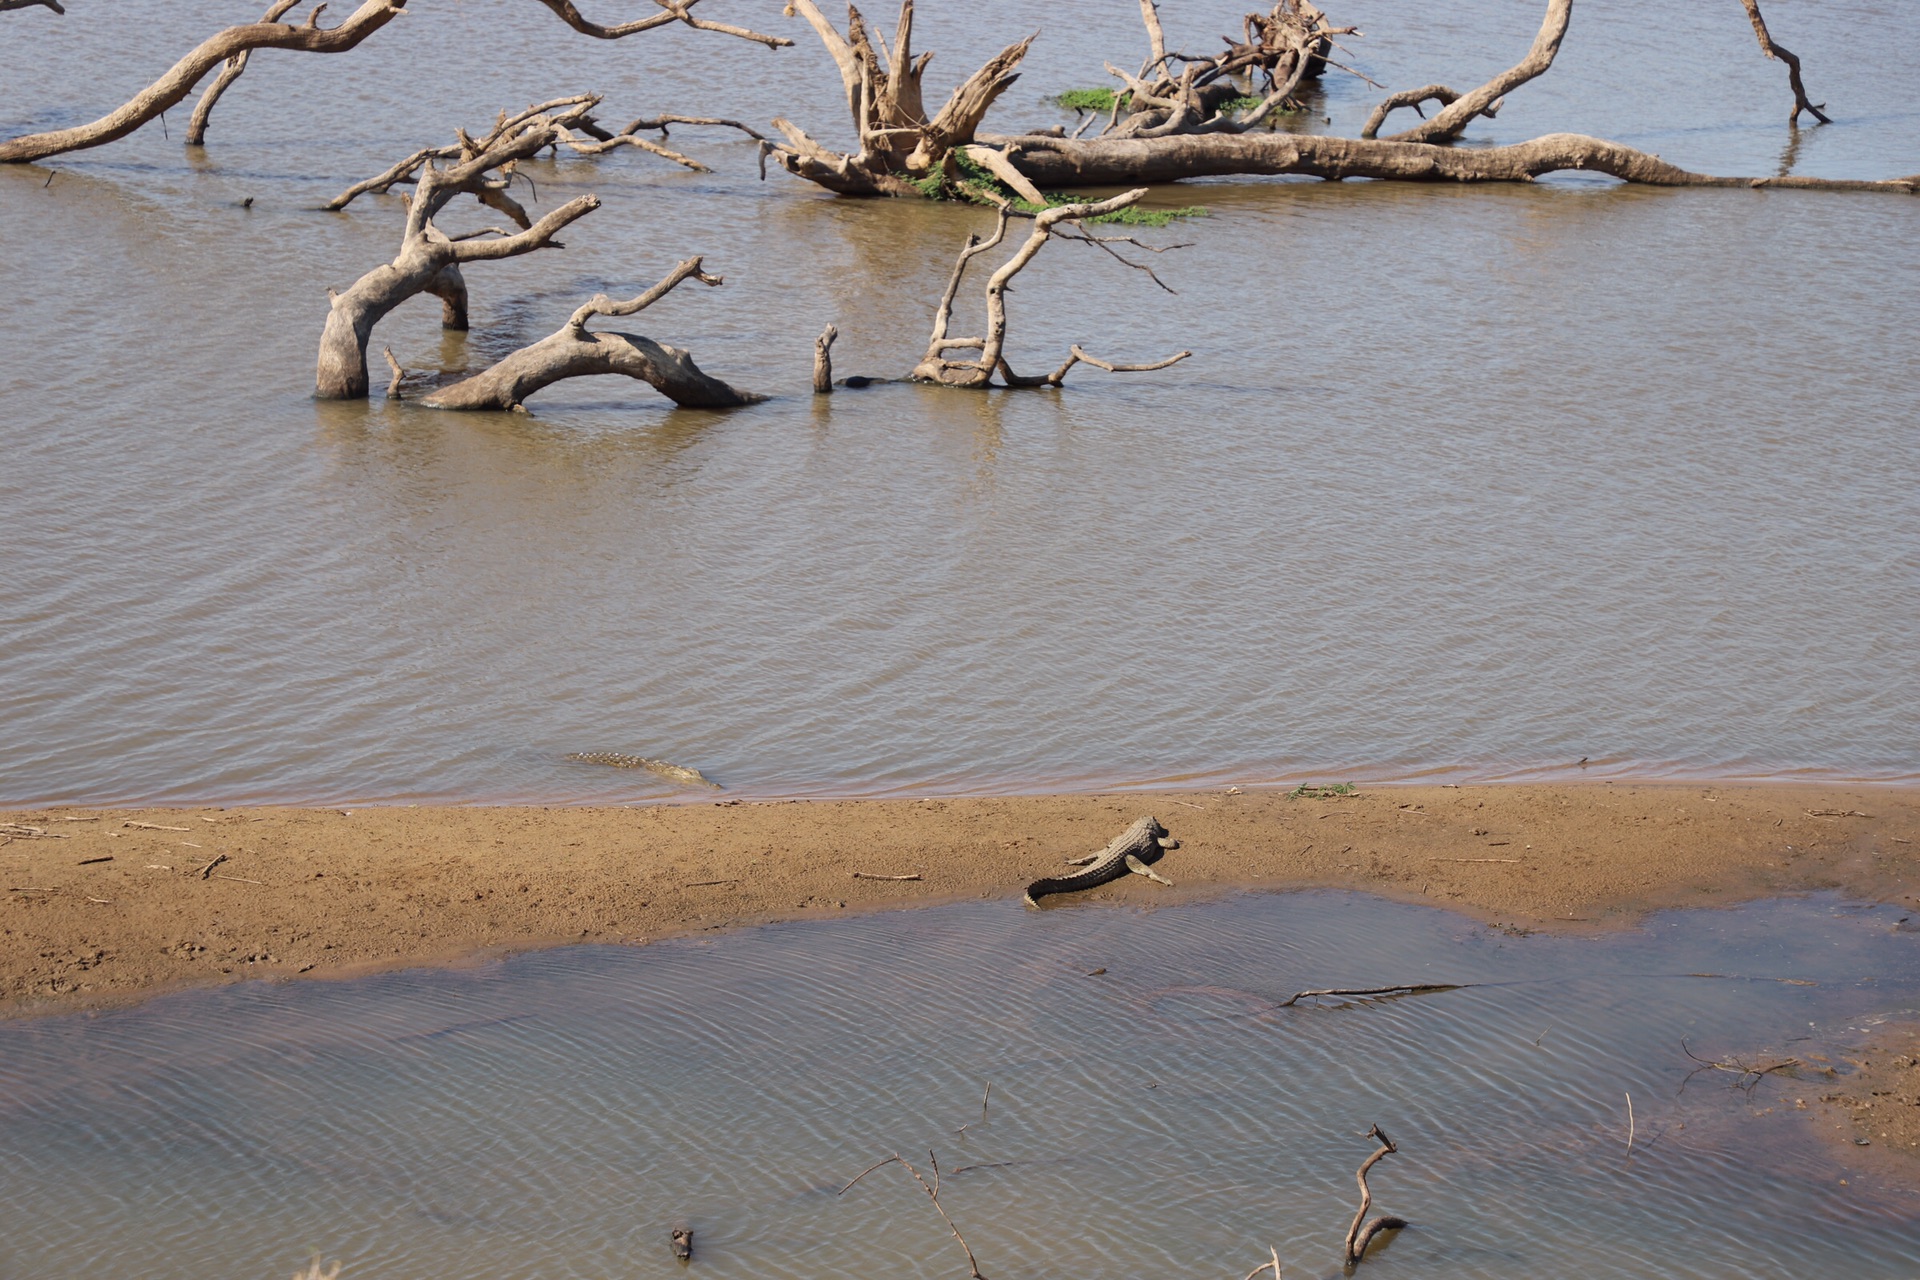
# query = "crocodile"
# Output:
<box><xmin>1024</xmin><ymin>816</ymin><xmax>1178</xmax><ymax>906</ymax></box>
<box><xmin>564</xmin><ymin>752</ymin><xmax>721</xmax><ymax>789</ymax></box>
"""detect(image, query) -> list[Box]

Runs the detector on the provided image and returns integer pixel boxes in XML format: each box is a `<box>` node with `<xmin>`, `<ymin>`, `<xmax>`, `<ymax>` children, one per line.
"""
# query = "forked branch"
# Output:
<box><xmin>839</xmin><ymin>1150</ymin><xmax>986</xmax><ymax>1280</ymax></box>
<box><xmin>1369</xmin><ymin>0</ymin><xmax>1570</xmax><ymax>144</ymax></box>
<box><xmin>185</xmin><ymin>0</ymin><xmax>301</xmax><ymax>145</ymax></box>
<box><xmin>911</xmin><ymin>190</ymin><xmax>1192</xmax><ymax>389</ymax></box>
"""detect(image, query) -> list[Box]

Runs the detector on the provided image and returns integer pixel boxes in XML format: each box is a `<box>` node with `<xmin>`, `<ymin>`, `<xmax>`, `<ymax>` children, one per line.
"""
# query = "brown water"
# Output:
<box><xmin>2</xmin><ymin>892</ymin><xmax>1918</xmax><ymax>1279</ymax></box>
<box><xmin>2</xmin><ymin>1</ymin><xmax>1918</xmax><ymax>805</ymax></box>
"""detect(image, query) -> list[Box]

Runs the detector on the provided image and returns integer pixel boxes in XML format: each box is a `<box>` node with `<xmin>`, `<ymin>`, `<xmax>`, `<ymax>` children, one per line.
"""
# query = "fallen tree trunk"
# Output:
<box><xmin>1002</xmin><ymin>130</ymin><xmax>1917</xmax><ymax>192</ymax></box>
<box><xmin>421</xmin><ymin>257</ymin><xmax>761</xmax><ymax>411</ymax></box>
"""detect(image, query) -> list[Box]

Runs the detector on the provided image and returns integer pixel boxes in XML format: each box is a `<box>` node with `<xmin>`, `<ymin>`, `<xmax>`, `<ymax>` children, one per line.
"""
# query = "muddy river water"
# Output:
<box><xmin>2</xmin><ymin>892</ymin><xmax>1918</xmax><ymax>1279</ymax></box>
<box><xmin>2</xmin><ymin>0</ymin><xmax>1917</xmax><ymax>806</ymax></box>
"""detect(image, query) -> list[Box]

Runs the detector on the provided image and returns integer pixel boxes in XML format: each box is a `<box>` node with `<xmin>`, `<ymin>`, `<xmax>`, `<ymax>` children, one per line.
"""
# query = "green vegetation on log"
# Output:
<box><xmin>1052</xmin><ymin>87</ymin><xmax>1130</xmax><ymax>112</ymax></box>
<box><xmin>901</xmin><ymin>149</ymin><xmax>1207</xmax><ymax>227</ymax></box>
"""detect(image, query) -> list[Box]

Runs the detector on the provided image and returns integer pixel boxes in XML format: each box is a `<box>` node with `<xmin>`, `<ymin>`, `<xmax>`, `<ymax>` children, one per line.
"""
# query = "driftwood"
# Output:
<box><xmin>316</xmin><ymin>111</ymin><xmax>601</xmax><ymax>398</ymax></box>
<box><xmin>910</xmin><ymin>191</ymin><xmax>1191</xmax><ymax>390</ymax></box>
<box><xmin>767</xmin><ymin>0</ymin><xmax>1915</xmax><ymax>199</ymax></box>
<box><xmin>0</xmin><ymin>0</ymin><xmax>66</xmax><ymax>12</ymax></box>
<box><xmin>0</xmin><ymin>0</ymin><xmax>787</xmax><ymax>164</ymax></box>
<box><xmin>1343</xmin><ymin>1125</ymin><xmax>1406</xmax><ymax>1267</ymax></box>
<box><xmin>767</xmin><ymin>0</ymin><xmax>1034</xmax><ymax>195</ymax></box>
<box><xmin>421</xmin><ymin>258</ymin><xmax>761</xmax><ymax>412</ymax></box>
<box><xmin>1739</xmin><ymin>0</ymin><xmax>1830</xmax><ymax>125</ymax></box>
<box><xmin>185</xmin><ymin>0</ymin><xmax>301</xmax><ymax>145</ymax></box>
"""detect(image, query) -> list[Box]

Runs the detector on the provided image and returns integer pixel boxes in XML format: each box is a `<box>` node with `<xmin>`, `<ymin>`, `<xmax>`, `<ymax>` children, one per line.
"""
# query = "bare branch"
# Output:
<box><xmin>1739</xmin><ymin>0</ymin><xmax>1830</xmax><ymax>125</ymax></box>
<box><xmin>185</xmin><ymin>0</ymin><xmax>302</xmax><ymax>145</ymax></box>
<box><xmin>1384</xmin><ymin>0</ymin><xmax>1570</xmax><ymax>144</ymax></box>
<box><xmin>528</xmin><ymin>0</ymin><xmax>790</xmax><ymax>47</ymax></box>
<box><xmin>1360</xmin><ymin>85</ymin><xmax>1460</xmax><ymax>139</ymax></box>
<box><xmin>813</xmin><ymin>323</ymin><xmax>838</xmax><ymax>394</ymax></box>
<box><xmin>1343</xmin><ymin>1125</ymin><xmax>1407</xmax><ymax>1266</ymax></box>
<box><xmin>565</xmin><ymin>256</ymin><xmax>721</xmax><ymax>331</ymax></box>
<box><xmin>2</xmin><ymin>0</ymin><xmax>405</xmax><ymax>163</ymax></box>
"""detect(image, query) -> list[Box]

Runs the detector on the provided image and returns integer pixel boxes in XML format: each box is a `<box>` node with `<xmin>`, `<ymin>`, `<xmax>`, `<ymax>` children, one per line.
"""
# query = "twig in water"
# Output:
<box><xmin>839</xmin><ymin>1150</ymin><xmax>986</xmax><ymax>1279</ymax></box>
<box><xmin>1280</xmin><ymin>983</ymin><xmax>1466</xmax><ymax>1008</ymax></box>
<box><xmin>956</xmin><ymin>1081</ymin><xmax>992</xmax><ymax>1134</ymax></box>
<box><xmin>1242</xmin><ymin>1244</ymin><xmax>1283</xmax><ymax>1280</ymax></box>
<box><xmin>1343</xmin><ymin>1125</ymin><xmax>1407</xmax><ymax>1266</ymax></box>
<box><xmin>851</xmin><ymin>871</ymin><xmax>922</xmax><ymax>880</ymax></box>
<box><xmin>1679</xmin><ymin>1038</ymin><xmax>1800</xmax><ymax>1096</ymax></box>
<box><xmin>1625</xmin><ymin>1091</ymin><xmax>1634</xmax><ymax>1153</ymax></box>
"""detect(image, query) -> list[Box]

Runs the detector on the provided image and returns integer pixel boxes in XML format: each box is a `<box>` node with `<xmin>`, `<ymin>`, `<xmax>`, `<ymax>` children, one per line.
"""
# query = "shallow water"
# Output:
<box><xmin>2</xmin><ymin>892</ymin><xmax>1918</xmax><ymax>1279</ymax></box>
<box><xmin>2</xmin><ymin>1</ymin><xmax>1918</xmax><ymax>805</ymax></box>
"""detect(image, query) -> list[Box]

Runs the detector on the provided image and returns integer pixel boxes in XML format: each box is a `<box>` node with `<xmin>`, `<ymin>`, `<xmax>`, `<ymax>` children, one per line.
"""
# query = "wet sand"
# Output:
<box><xmin>5</xmin><ymin>781</ymin><xmax>1915</xmax><ymax>1017</ymax></box>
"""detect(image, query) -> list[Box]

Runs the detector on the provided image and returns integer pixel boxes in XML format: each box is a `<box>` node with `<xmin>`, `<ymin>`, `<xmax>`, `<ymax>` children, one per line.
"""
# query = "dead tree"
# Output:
<box><xmin>0</xmin><ymin>0</ymin><xmax>789</xmax><ymax>164</ymax></box>
<box><xmin>1362</xmin><ymin>0</ymin><xmax>1568</xmax><ymax>142</ymax></box>
<box><xmin>185</xmin><ymin>0</ymin><xmax>301</xmax><ymax>145</ymax></box>
<box><xmin>766</xmin><ymin>0</ymin><xmax>1034</xmax><ymax>195</ymax></box>
<box><xmin>419</xmin><ymin>257</ymin><xmax>761</xmax><ymax>411</ymax></box>
<box><xmin>322</xmin><ymin>95</ymin><xmax>761</xmax><ymax>213</ymax></box>
<box><xmin>910</xmin><ymin>190</ymin><xmax>1190</xmax><ymax>389</ymax></box>
<box><xmin>1343</xmin><ymin>1125</ymin><xmax>1406</xmax><ymax>1267</ymax></box>
<box><xmin>316</xmin><ymin>112</ymin><xmax>601</xmax><ymax>399</ymax></box>
<box><xmin>767</xmin><ymin>0</ymin><xmax>1917</xmax><ymax>198</ymax></box>
<box><xmin>1739</xmin><ymin>0</ymin><xmax>1830</xmax><ymax>125</ymax></box>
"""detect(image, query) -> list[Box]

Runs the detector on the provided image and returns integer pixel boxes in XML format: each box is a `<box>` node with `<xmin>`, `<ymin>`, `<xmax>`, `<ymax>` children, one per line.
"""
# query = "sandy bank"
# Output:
<box><xmin>4</xmin><ymin>781</ymin><xmax>1915</xmax><ymax>1017</ymax></box>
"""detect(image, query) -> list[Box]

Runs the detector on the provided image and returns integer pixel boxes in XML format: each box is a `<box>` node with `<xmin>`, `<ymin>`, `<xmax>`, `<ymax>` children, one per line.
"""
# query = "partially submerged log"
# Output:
<box><xmin>911</xmin><ymin>190</ymin><xmax>1191</xmax><ymax>390</ymax></box>
<box><xmin>766</xmin><ymin>0</ymin><xmax>1915</xmax><ymax>199</ymax></box>
<box><xmin>420</xmin><ymin>258</ymin><xmax>761</xmax><ymax>412</ymax></box>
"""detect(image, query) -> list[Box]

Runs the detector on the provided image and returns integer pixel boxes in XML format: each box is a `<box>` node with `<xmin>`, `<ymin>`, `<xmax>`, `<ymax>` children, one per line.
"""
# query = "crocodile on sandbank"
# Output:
<box><xmin>1024</xmin><ymin>815</ymin><xmax>1178</xmax><ymax>906</ymax></box>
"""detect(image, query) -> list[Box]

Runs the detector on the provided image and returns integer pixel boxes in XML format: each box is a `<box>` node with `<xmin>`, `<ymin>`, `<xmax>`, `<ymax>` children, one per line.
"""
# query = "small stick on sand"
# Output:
<box><xmin>77</xmin><ymin>856</ymin><xmax>114</xmax><ymax>865</ymax></box>
<box><xmin>1</xmin><ymin>823</ymin><xmax>69</xmax><ymax>839</ymax></box>
<box><xmin>125</xmin><ymin>821</ymin><xmax>191</xmax><ymax>832</ymax></box>
<box><xmin>851</xmin><ymin>871</ymin><xmax>922</xmax><ymax>880</ymax></box>
<box><xmin>214</xmin><ymin>874</ymin><xmax>266</xmax><ymax>885</ymax></box>
<box><xmin>1431</xmin><ymin>857</ymin><xmax>1520</xmax><ymax>863</ymax></box>
<box><xmin>685</xmin><ymin>878</ymin><xmax>739</xmax><ymax>887</ymax></box>
<box><xmin>196</xmin><ymin>853</ymin><xmax>229</xmax><ymax>879</ymax></box>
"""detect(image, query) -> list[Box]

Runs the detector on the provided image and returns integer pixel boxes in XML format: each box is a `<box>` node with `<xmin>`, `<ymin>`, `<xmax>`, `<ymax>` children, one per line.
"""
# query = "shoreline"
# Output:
<box><xmin>5</xmin><ymin>779</ymin><xmax>1915</xmax><ymax>1018</ymax></box>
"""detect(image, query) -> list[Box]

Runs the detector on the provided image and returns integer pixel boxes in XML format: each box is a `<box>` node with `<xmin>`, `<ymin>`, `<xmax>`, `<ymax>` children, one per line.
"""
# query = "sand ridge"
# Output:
<box><xmin>3</xmin><ymin>781</ymin><xmax>1916</xmax><ymax>1018</ymax></box>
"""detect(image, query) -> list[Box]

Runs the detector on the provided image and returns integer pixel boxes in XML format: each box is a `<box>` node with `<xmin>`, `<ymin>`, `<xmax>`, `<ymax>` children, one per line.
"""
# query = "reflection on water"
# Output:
<box><xmin>2</xmin><ymin>1</ymin><xmax>1918</xmax><ymax>805</ymax></box>
<box><xmin>1</xmin><ymin>893</ymin><xmax>1917</xmax><ymax>1279</ymax></box>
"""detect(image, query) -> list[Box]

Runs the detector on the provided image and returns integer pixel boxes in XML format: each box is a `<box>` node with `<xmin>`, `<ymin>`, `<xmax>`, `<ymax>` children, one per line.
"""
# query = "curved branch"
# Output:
<box><xmin>1387</xmin><ymin>0</ymin><xmax>1570</xmax><ymax>144</ymax></box>
<box><xmin>1360</xmin><ymin>84</ymin><xmax>1460</xmax><ymax>139</ymax></box>
<box><xmin>0</xmin><ymin>0</ymin><xmax>406</xmax><ymax>164</ymax></box>
<box><xmin>185</xmin><ymin>0</ymin><xmax>303</xmax><ymax>145</ymax></box>
<box><xmin>1739</xmin><ymin>0</ymin><xmax>1830</xmax><ymax>125</ymax></box>
<box><xmin>0</xmin><ymin>0</ymin><xmax>66</xmax><ymax>12</ymax></box>
<box><xmin>1343</xmin><ymin>1124</ymin><xmax>1408</xmax><ymax>1266</ymax></box>
<box><xmin>528</xmin><ymin>0</ymin><xmax>789</xmax><ymax>47</ymax></box>
<box><xmin>423</xmin><ymin>266</ymin><xmax>759</xmax><ymax>412</ymax></box>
